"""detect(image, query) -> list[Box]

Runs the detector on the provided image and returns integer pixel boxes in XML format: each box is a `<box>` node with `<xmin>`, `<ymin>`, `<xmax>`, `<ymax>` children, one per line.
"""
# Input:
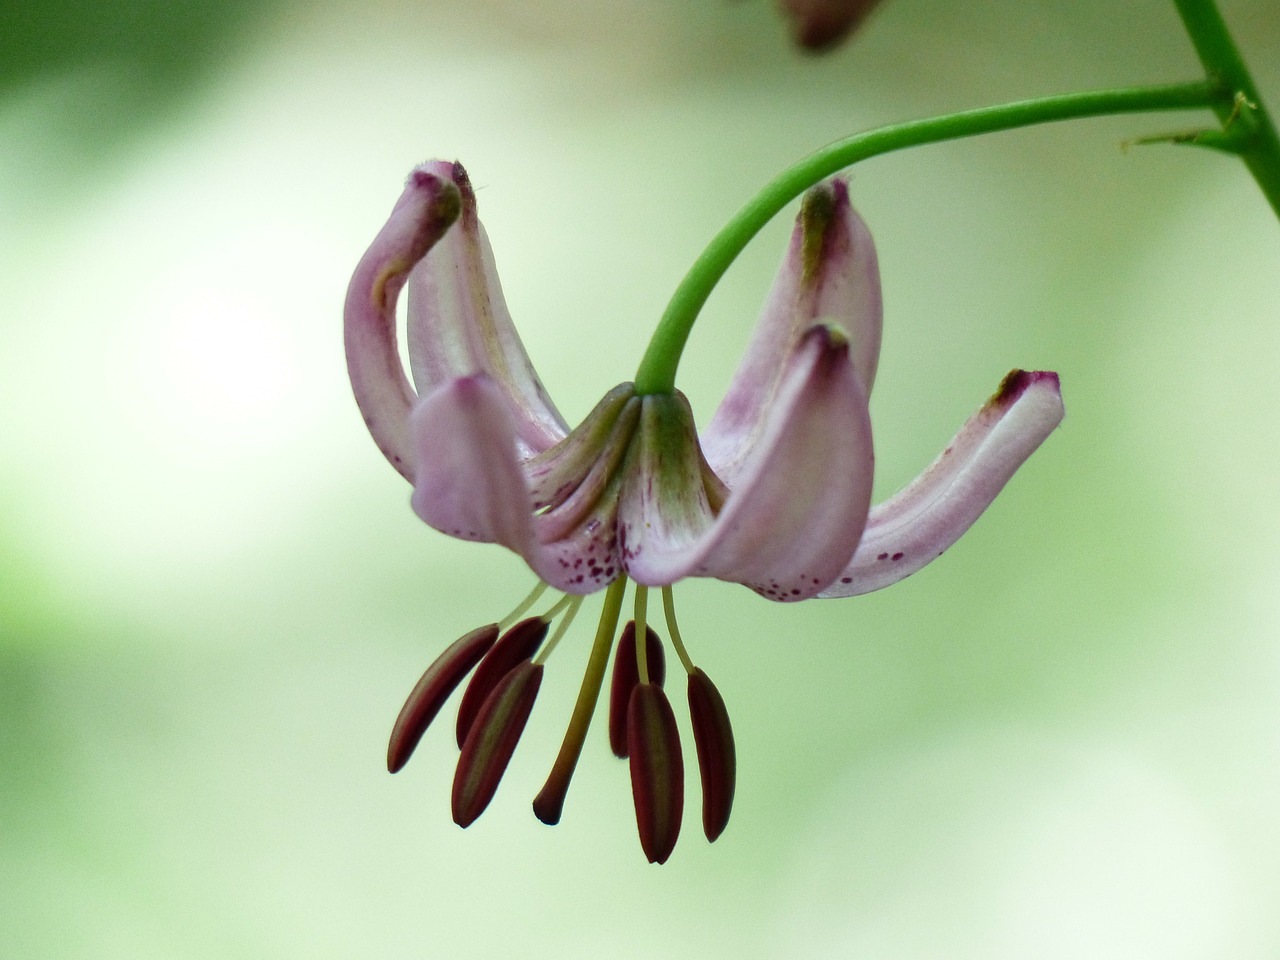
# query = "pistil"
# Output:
<box><xmin>532</xmin><ymin>576</ymin><xmax>628</xmax><ymax>825</ymax></box>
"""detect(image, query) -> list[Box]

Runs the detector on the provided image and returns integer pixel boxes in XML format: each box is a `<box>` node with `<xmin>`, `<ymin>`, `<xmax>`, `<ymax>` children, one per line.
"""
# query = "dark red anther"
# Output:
<box><xmin>608</xmin><ymin>621</ymin><xmax>666</xmax><ymax>758</ymax></box>
<box><xmin>626</xmin><ymin>682</ymin><xmax>683</xmax><ymax>864</ymax></box>
<box><xmin>387</xmin><ymin>624</ymin><xmax>499</xmax><ymax>774</ymax></box>
<box><xmin>687</xmin><ymin>667</ymin><xmax>736</xmax><ymax>842</ymax></box>
<box><xmin>455</xmin><ymin>617</ymin><xmax>549</xmax><ymax>747</ymax></box>
<box><xmin>452</xmin><ymin>660</ymin><xmax>543</xmax><ymax>828</ymax></box>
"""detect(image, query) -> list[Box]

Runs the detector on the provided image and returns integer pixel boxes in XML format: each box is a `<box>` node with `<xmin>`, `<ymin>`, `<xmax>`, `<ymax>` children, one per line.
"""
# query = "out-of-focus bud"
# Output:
<box><xmin>778</xmin><ymin>0</ymin><xmax>884</xmax><ymax>52</ymax></box>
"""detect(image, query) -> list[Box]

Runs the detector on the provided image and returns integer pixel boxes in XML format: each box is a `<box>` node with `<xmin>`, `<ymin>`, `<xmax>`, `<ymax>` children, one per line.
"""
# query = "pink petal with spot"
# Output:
<box><xmin>819</xmin><ymin>370</ymin><xmax>1065</xmax><ymax>597</ymax></box>
<box><xmin>621</xmin><ymin>325</ymin><xmax>874</xmax><ymax>600</ymax></box>
<box><xmin>703</xmin><ymin>179</ymin><xmax>881</xmax><ymax>485</ymax></box>
<box><xmin>409</xmin><ymin>376</ymin><xmax>630</xmax><ymax>594</ymax></box>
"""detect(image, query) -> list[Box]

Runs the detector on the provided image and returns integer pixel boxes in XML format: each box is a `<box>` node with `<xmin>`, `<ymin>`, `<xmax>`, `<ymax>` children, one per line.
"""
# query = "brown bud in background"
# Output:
<box><xmin>627</xmin><ymin>683</ymin><xmax>684</xmax><ymax>864</ymax></box>
<box><xmin>687</xmin><ymin>668</ymin><xmax>736</xmax><ymax>842</ymax></box>
<box><xmin>455</xmin><ymin>617</ymin><xmax>549</xmax><ymax>747</ymax></box>
<box><xmin>452</xmin><ymin>660</ymin><xmax>543</xmax><ymax>828</ymax></box>
<box><xmin>387</xmin><ymin>624</ymin><xmax>499</xmax><ymax>774</ymax></box>
<box><xmin>778</xmin><ymin>0</ymin><xmax>884</xmax><ymax>52</ymax></box>
<box><xmin>607</xmin><ymin>621</ymin><xmax>666</xmax><ymax>758</ymax></box>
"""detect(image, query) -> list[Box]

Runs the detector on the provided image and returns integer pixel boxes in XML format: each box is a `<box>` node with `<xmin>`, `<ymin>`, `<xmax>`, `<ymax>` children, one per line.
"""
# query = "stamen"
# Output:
<box><xmin>661</xmin><ymin>586</ymin><xmax>696</xmax><ymax>675</ymax></box>
<box><xmin>627</xmin><ymin>682</ymin><xmax>684</xmax><ymax>863</ymax></box>
<box><xmin>633</xmin><ymin>585</ymin><xmax>650</xmax><ymax>685</ymax></box>
<box><xmin>532</xmin><ymin>577</ymin><xmax>628</xmax><ymax>825</ymax></box>
<box><xmin>534</xmin><ymin>595</ymin><xmax>585</xmax><ymax>665</ymax></box>
<box><xmin>608</xmin><ymin>621</ymin><xmax>665</xmax><ymax>758</ymax></box>
<box><xmin>499</xmin><ymin>581</ymin><xmax>550</xmax><ymax>630</ymax></box>
<box><xmin>455</xmin><ymin>617</ymin><xmax>550</xmax><ymax>748</ymax></box>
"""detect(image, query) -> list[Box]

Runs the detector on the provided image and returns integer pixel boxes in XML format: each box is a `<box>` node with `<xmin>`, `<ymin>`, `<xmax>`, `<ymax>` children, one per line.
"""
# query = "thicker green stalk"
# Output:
<box><xmin>1172</xmin><ymin>0</ymin><xmax>1280</xmax><ymax>217</ymax></box>
<box><xmin>633</xmin><ymin>81</ymin><xmax>1221</xmax><ymax>396</ymax></box>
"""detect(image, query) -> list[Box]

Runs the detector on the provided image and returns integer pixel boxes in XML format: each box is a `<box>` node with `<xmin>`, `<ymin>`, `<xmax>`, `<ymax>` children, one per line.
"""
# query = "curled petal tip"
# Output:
<box><xmin>394</xmin><ymin>174</ymin><xmax>464</xmax><ymax>264</ymax></box>
<box><xmin>992</xmin><ymin>369</ymin><xmax>1062</xmax><ymax>406</ymax></box>
<box><xmin>344</xmin><ymin>169</ymin><xmax>463</xmax><ymax>480</ymax></box>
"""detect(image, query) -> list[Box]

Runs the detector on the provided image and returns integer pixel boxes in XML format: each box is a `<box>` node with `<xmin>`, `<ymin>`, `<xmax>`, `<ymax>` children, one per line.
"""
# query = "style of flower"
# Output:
<box><xmin>345</xmin><ymin>160</ymin><xmax>1065</xmax><ymax>862</ymax></box>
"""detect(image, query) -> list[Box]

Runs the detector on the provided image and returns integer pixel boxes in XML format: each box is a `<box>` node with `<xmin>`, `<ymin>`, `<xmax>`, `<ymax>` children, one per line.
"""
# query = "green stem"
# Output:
<box><xmin>633</xmin><ymin>80</ymin><xmax>1222</xmax><ymax>396</ymax></box>
<box><xmin>1171</xmin><ymin>0</ymin><xmax>1280</xmax><ymax>217</ymax></box>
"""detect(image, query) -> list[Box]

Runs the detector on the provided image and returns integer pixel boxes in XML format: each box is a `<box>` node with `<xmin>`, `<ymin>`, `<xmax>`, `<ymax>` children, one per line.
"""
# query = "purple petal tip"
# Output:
<box><xmin>991</xmin><ymin>369</ymin><xmax>1061</xmax><ymax>407</ymax></box>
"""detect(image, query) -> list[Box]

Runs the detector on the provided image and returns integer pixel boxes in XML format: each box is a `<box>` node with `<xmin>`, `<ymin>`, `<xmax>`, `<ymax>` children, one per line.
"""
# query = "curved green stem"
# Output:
<box><xmin>633</xmin><ymin>80</ymin><xmax>1223</xmax><ymax>395</ymax></box>
<box><xmin>1172</xmin><ymin>0</ymin><xmax>1280</xmax><ymax>217</ymax></box>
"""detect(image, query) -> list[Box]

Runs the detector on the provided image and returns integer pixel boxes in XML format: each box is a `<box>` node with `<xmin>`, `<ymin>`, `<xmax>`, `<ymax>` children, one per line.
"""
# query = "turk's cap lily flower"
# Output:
<box><xmin>346</xmin><ymin>160</ymin><xmax>1064</xmax><ymax>861</ymax></box>
<box><xmin>346</xmin><ymin>160</ymin><xmax>1063</xmax><ymax>602</ymax></box>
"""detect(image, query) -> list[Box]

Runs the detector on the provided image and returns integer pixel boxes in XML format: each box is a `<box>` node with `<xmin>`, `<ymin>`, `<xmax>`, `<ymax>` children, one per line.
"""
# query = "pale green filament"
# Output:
<box><xmin>534</xmin><ymin>595</ymin><xmax>585</xmax><ymax>665</ymax></box>
<box><xmin>633</xmin><ymin>584</ymin><xmax>650</xmax><ymax>685</ymax></box>
<box><xmin>498</xmin><ymin>581</ymin><xmax>550</xmax><ymax>630</ymax></box>
<box><xmin>661</xmin><ymin>586</ymin><xmax>696</xmax><ymax>675</ymax></box>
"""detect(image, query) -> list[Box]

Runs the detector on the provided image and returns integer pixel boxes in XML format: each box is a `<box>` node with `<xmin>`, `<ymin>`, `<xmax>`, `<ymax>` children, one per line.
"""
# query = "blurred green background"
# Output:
<box><xmin>3</xmin><ymin>0</ymin><xmax>1279</xmax><ymax>956</ymax></box>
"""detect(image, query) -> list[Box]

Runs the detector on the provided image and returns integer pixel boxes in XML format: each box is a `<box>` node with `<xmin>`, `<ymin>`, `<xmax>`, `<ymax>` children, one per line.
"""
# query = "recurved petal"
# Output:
<box><xmin>819</xmin><ymin>370</ymin><xmax>1065</xmax><ymax>598</ymax></box>
<box><xmin>621</xmin><ymin>325</ymin><xmax>874</xmax><ymax>601</ymax></box>
<box><xmin>344</xmin><ymin>169</ymin><xmax>462</xmax><ymax>480</ymax></box>
<box><xmin>406</xmin><ymin>160</ymin><xmax>567</xmax><ymax>458</ymax></box>
<box><xmin>409</xmin><ymin>376</ymin><xmax>626</xmax><ymax>594</ymax></box>
<box><xmin>703</xmin><ymin>179</ymin><xmax>881</xmax><ymax>483</ymax></box>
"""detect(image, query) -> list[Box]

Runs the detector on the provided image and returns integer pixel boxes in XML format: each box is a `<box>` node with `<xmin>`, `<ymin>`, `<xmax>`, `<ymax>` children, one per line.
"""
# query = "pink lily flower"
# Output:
<box><xmin>344</xmin><ymin>160</ymin><xmax>1064</xmax><ymax>861</ymax></box>
<box><xmin>347</xmin><ymin>160</ymin><xmax>1062</xmax><ymax>603</ymax></box>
